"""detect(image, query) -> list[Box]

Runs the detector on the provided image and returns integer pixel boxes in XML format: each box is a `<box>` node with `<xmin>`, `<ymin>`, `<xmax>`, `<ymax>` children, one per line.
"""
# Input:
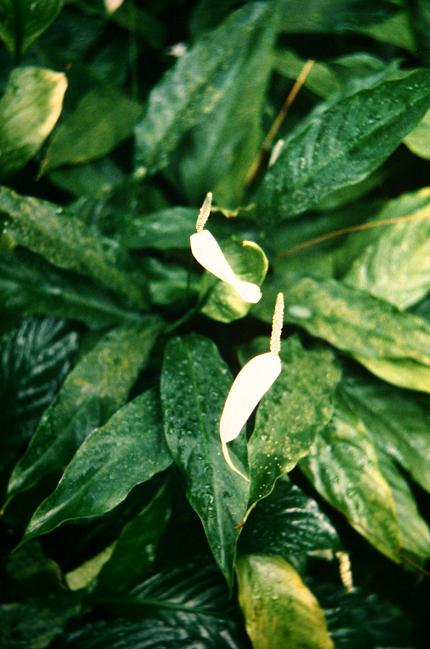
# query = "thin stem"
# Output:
<box><xmin>222</xmin><ymin>442</ymin><xmax>249</xmax><ymax>482</ymax></box>
<box><xmin>245</xmin><ymin>59</ymin><xmax>315</xmax><ymax>185</ymax></box>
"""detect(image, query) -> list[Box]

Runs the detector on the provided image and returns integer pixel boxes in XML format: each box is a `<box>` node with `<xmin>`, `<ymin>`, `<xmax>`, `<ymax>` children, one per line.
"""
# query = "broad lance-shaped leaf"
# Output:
<box><xmin>342</xmin><ymin>373</ymin><xmax>430</xmax><ymax>493</ymax></box>
<box><xmin>237</xmin><ymin>554</ymin><xmax>334</xmax><ymax>649</ymax></box>
<box><xmin>160</xmin><ymin>334</ymin><xmax>249</xmax><ymax>587</ymax></box>
<box><xmin>248</xmin><ymin>336</ymin><xmax>340</xmax><ymax>505</ymax></box>
<box><xmin>0</xmin><ymin>249</ymin><xmax>145</xmax><ymax>330</ymax></box>
<box><xmin>0</xmin><ymin>0</ymin><xmax>63</xmax><ymax>56</ymax></box>
<box><xmin>343</xmin><ymin>188</ymin><xmax>430</xmax><ymax>309</ymax></box>
<box><xmin>255</xmin><ymin>275</ymin><xmax>430</xmax><ymax>392</ymax></box>
<box><xmin>41</xmin><ymin>86</ymin><xmax>142</xmax><ymax>174</ymax></box>
<box><xmin>6</xmin><ymin>319</ymin><xmax>161</xmax><ymax>501</ymax></box>
<box><xmin>240</xmin><ymin>476</ymin><xmax>340</xmax><ymax>571</ymax></box>
<box><xmin>300</xmin><ymin>392</ymin><xmax>401</xmax><ymax>562</ymax></box>
<box><xmin>24</xmin><ymin>389</ymin><xmax>172</xmax><ymax>541</ymax></box>
<box><xmin>257</xmin><ymin>69</ymin><xmax>430</xmax><ymax>224</ymax></box>
<box><xmin>0</xmin><ymin>67</ymin><xmax>67</xmax><ymax>179</ymax></box>
<box><xmin>0</xmin><ymin>187</ymin><xmax>147</xmax><ymax>309</ymax></box>
<box><xmin>135</xmin><ymin>2</ymin><xmax>269</xmax><ymax>174</ymax></box>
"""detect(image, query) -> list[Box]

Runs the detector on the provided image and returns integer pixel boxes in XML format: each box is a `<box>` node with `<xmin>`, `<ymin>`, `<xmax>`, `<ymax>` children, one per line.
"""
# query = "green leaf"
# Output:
<box><xmin>0</xmin><ymin>599</ymin><xmax>79</xmax><ymax>649</ymax></box>
<box><xmin>237</xmin><ymin>554</ymin><xmax>334</xmax><ymax>649</ymax></box>
<box><xmin>300</xmin><ymin>391</ymin><xmax>401</xmax><ymax>562</ymax></box>
<box><xmin>343</xmin><ymin>188</ymin><xmax>430</xmax><ymax>309</ymax></box>
<box><xmin>177</xmin><ymin>2</ymin><xmax>277</xmax><ymax>205</ymax></box>
<box><xmin>404</xmin><ymin>108</ymin><xmax>430</xmax><ymax>159</ymax></box>
<box><xmin>121</xmin><ymin>207</ymin><xmax>196</xmax><ymax>250</ymax></box>
<box><xmin>95</xmin><ymin>481</ymin><xmax>172</xmax><ymax>595</ymax></box>
<box><xmin>41</xmin><ymin>86</ymin><xmax>142</xmax><ymax>173</ymax></box>
<box><xmin>257</xmin><ymin>69</ymin><xmax>430</xmax><ymax>224</ymax></box>
<box><xmin>134</xmin><ymin>2</ymin><xmax>270</xmax><ymax>175</ymax></box>
<box><xmin>240</xmin><ymin>476</ymin><xmax>340</xmax><ymax>569</ymax></box>
<box><xmin>201</xmin><ymin>239</ymin><xmax>268</xmax><ymax>323</ymax></box>
<box><xmin>0</xmin><ymin>249</ymin><xmax>144</xmax><ymax>329</ymax></box>
<box><xmin>24</xmin><ymin>389</ymin><xmax>172</xmax><ymax>541</ymax></box>
<box><xmin>255</xmin><ymin>275</ymin><xmax>430</xmax><ymax>392</ymax></box>
<box><xmin>6</xmin><ymin>320</ymin><xmax>161</xmax><ymax>500</ymax></box>
<box><xmin>0</xmin><ymin>317</ymin><xmax>78</xmax><ymax>496</ymax></box>
<box><xmin>0</xmin><ymin>0</ymin><xmax>63</xmax><ymax>56</ymax></box>
<box><xmin>160</xmin><ymin>334</ymin><xmax>249</xmax><ymax>587</ymax></box>
<box><xmin>248</xmin><ymin>336</ymin><xmax>340</xmax><ymax>504</ymax></box>
<box><xmin>0</xmin><ymin>187</ymin><xmax>147</xmax><ymax>309</ymax></box>
<box><xmin>0</xmin><ymin>67</ymin><xmax>67</xmax><ymax>179</ymax></box>
<box><xmin>342</xmin><ymin>373</ymin><xmax>430</xmax><ymax>493</ymax></box>
<box><xmin>57</xmin><ymin>565</ymin><xmax>246</xmax><ymax>648</ymax></box>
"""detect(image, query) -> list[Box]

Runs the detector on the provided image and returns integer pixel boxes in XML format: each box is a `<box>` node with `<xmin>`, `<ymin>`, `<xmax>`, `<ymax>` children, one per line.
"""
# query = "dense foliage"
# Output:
<box><xmin>1</xmin><ymin>1</ymin><xmax>430</xmax><ymax>647</ymax></box>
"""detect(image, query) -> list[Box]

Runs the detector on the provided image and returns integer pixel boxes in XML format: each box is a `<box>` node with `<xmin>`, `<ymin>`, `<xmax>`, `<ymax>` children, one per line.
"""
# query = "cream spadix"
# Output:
<box><xmin>220</xmin><ymin>292</ymin><xmax>284</xmax><ymax>480</ymax></box>
<box><xmin>190</xmin><ymin>193</ymin><xmax>262</xmax><ymax>304</ymax></box>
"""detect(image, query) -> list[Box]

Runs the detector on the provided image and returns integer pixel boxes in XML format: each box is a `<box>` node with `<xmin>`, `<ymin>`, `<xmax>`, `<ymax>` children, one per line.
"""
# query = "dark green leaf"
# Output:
<box><xmin>248</xmin><ymin>336</ymin><xmax>340</xmax><ymax>504</ymax></box>
<box><xmin>160</xmin><ymin>334</ymin><xmax>249</xmax><ymax>586</ymax></box>
<box><xmin>0</xmin><ymin>67</ymin><xmax>67</xmax><ymax>179</ymax></box>
<box><xmin>0</xmin><ymin>0</ymin><xmax>63</xmax><ymax>56</ymax></box>
<box><xmin>6</xmin><ymin>320</ymin><xmax>161</xmax><ymax>500</ymax></box>
<box><xmin>257</xmin><ymin>70</ymin><xmax>430</xmax><ymax>224</ymax></box>
<box><xmin>0</xmin><ymin>187</ymin><xmax>147</xmax><ymax>308</ymax></box>
<box><xmin>41</xmin><ymin>86</ymin><xmax>142</xmax><ymax>173</ymax></box>
<box><xmin>301</xmin><ymin>392</ymin><xmax>401</xmax><ymax>562</ymax></box>
<box><xmin>95</xmin><ymin>481</ymin><xmax>172</xmax><ymax>596</ymax></box>
<box><xmin>237</xmin><ymin>554</ymin><xmax>334</xmax><ymax>649</ymax></box>
<box><xmin>255</xmin><ymin>275</ymin><xmax>430</xmax><ymax>392</ymax></box>
<box><xmin>24</xmin><ymin>389</ymin><xmax>172</xmax><ymax>541</ymax></box>
<box><xmin>0</xmin><ymin>317</ymin><xmax>78</xmax><ymax>496</ymax></box>
<box><xmin>134</xmin><ymin>2</ymin><xmax>270</xmax><ymax>175</ymax></box>
<box><xmin>343</xmin><ymin>189</ymin><xmax>430</xmax><ymax>309</ymax></box>
<box><xmin>240</xmin><ymin>476</ymin><xmax>340</xmax><ymax>569</ymax></box>
<box><xmin>0</xmin><ymin>249</ymin><xmax>144</xmax><ymax>329</ymax></box>
<box><xmin>121</xmin><ymin>207</ymin><xmax>196</xmax><ymax>250</ymax></box>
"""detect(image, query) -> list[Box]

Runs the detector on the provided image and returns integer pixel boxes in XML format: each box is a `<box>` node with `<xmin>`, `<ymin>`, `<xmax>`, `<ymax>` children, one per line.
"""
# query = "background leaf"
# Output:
<box><xmin>24</xmin><ymin>389</ymin><xmax>172</xmax><ymax>541</ymax></box>
<box><xmin>160</xmin><ymin>334</ymin><xmax>249</xmax><ymax>586</ymax></box>
<box><xmin>0</xmin><ymin>0</ymin><xmax>63</xmax><ymax>56</ymax></box>
<box><xmin>237</xmin><ymin>554</ymin><xmax>334</xmax><ymax>649</ymax></box>
<box><xmin>6</xmin><ymin>320</ymin><xmax>161</xmax><ymax>500</ymax></box>
<box><xmin>0</xmin><ymin>67</ymin><xmax>67</xmax><ymax>179</ymax></box>
<box><xmin>257</xmin><ymin>69</ymin><xmax>430</xmax><ymax>224</ymax></box>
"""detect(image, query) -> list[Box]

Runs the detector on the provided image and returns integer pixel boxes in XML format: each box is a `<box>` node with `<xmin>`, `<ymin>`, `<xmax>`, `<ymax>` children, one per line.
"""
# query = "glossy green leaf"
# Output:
<box><xmin>344</xmin><ymin>188</ymin><xmax>430</xmax><ymax>309</ymax></box>
<box><xmin>160</xmin><ymin>334</ymin><xmax>249</xmax><ymax>586</ymax></box>
<box><xmin>342</xmin><ymin>373</ymin><xmax>430</xmax><ymax>493</ymax></box>
<box><xmin>301</xmin><ymin>392</ymin><xmax>401</xmax><ymax>562</ymax></box>
<box><xmin>237</xmin><ymin>554</ymin><xmax>334</xmax><ymax>649</ymax></box>
<box><xmin>134</xmin><ymin>2</ymin><xmax>270</xmax><ymax>175</ymax></box>
<box><xmin>248</xmin><ymin>336</ymin><xmax>340</xmax><ymax>504</ymax></box>
<box><xmin>58</xmin><ymin>565</ymin><xmax>246</xmax><ymax>649</ymax></box>
<box><xmin>121</xmin><ymin>207</ymin><xmax>196</xmax><ymax>250</ymax></box>
<box><xmin>256</xmin><ymin>275</ymin><xmax>430</xmax><ymax>392</ymax></box>
<box><xmin>0</xmin><ymin>317</ymin><xmax>78</xmax><ymax>497</ymax></box>
<box><xmin>24</xmin><ymin>389</ymin><xmax>172</xmax><ymax>541</ymax></box>
<box><xmin>0</xmin><ymin>187</ymin><xmax>147</xmax><ymax>308</ymax></box>
<box><xmin>358</xmin><ymin>9</ymin><xmax>415</xmax><ymax>51</ymax></box>
<box><xmin>95</xmin><ymin>481</ymin><xmax>172</xmax><ymax>595</ymax></box>
<box><xmin>0</xmin><ymin>0</ymin><xmax>63</xmax><ymax>56</ymax></box>
<box><xmin>257</xmin><ymin>69</ymin><xmax>430</xmax><ymax>223</ymax></box>
<box><xmin>201</xmin><ymin>239</ymin><xmax>268</xmax><ymax>323</ymax></box>
<box><xmin>0</xmin><ymin>249</ymin><xmax>144</xmax><ymax>329</ymax></box>
<box><xmin>240</xmin><ymin>476</ymin><xmax>340</xmax><ymax>569</ymax></box>
<box><xmin>404</xmin><ymin>108</ymin><xmax>430</xmax><ymax>159</ymax></box>
<box><xmin>41</xmin><ymin>86</ymin><xmax>142</xmax><ymax>173</ymax></box>
<box><xmin>0</xmin><ymin>67</ymin><xmax>67</xmax><ymax>179</ymax></box>
<box><xmin>177</xmin><ymin>2</ymin><xmax>277</xmax><ymax>205</ymax></box>
<box><xmin>6</xmin><ymin>320</ymin><xmax>161</xmax><ymax>500</ymax></box>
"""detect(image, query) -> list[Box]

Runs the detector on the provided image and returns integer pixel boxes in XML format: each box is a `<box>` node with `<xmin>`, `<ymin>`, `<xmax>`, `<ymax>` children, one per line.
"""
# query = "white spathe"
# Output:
<box><xmin>190</xmin><ymin>230</ymin><xmax>261</xmax><ymax>303</ymax></box>
<box><xmin>220</xmin><ymin>352</ymin><xmax>282</xmax><ymax>444</ymax></box>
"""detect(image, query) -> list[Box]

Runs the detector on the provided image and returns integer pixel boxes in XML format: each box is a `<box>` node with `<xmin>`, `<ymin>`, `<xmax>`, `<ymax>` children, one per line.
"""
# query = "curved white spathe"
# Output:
<box><xmin>220</xmin><ymin>352</ymin><xmax>282</xmax><ymax>444</ymax></box>
<box><xmin>190</xmin><ymin>230</ymin><xmax>261</xmax><ymax>303</ymax></box>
